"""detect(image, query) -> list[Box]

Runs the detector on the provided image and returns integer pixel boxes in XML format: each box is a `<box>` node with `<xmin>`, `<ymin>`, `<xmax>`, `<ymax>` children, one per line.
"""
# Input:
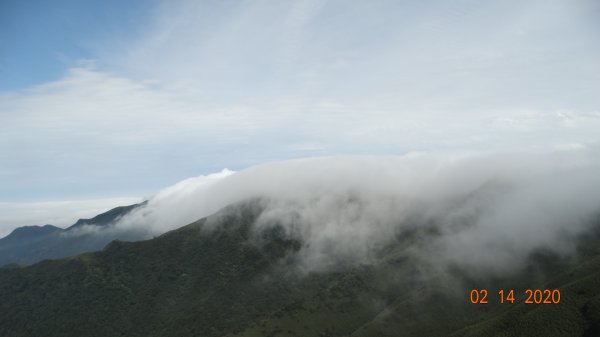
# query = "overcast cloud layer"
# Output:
<box><xmin>1</xmin><ymin>0</ymin><xmax>599</xmax><ymax>235</ymax></box>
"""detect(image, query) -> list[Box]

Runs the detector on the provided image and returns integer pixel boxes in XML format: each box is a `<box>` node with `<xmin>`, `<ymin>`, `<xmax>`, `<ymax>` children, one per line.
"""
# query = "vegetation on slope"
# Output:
<box><xmin>1</xmin><ymin>200</ymin><xmax>599</xmax><ymax>337</ymax></box>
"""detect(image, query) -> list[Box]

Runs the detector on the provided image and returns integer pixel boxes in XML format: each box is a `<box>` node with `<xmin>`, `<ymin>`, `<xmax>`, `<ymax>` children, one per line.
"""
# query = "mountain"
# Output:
<box><xmin>0</xmin><ymin>224</ymin><xmax>62</xmax><ymax>248</ymax></box>
<box><xmin>1</xmin><ymin>199</ymin><xmax>599</xmax><ymax>336</ymax></box>
<box><xmin>67</xmin><ymin>202</ymin><xmax>146</xmax><ymax>230</ymax></box>
<box><xmin>0</xmin><ymin>202</ymin><xmax>146</xmax><ymax>267</ymax></box>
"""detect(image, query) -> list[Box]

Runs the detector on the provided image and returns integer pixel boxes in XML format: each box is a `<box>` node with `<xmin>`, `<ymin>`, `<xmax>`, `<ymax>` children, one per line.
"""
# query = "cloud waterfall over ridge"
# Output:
<box><xmin>109</xmin><ymin>147</ymin><xmax>600</xmax><ymax>274</ymax></box>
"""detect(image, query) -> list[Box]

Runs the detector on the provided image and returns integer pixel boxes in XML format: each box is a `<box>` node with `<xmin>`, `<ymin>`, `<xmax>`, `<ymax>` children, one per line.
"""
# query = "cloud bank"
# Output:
<box><xmin>103</xmin><ymin>146</ymin><xmax>600</xmax><ymax>275</ymax></box>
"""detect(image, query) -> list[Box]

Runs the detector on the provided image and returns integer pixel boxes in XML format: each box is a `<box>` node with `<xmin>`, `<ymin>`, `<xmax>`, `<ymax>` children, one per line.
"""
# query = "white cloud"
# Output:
<box><xmin>109</xmin><ymin>0</ymin><xmax>600</xmax><ymax>110</ymax></box>
<box><xmin>113</xmin><ymin>169</ymin><xmax>235</xmax><ymax>234</ymax></box>
<box><xmin>104</xmin><ymin>146</ymin><xmax>600</xmax><ymax>275</ymax></box>
<box><xmin>2</xmin><ymin>1</ymin><xmax>597</xmax><ymax>151</ymax></box>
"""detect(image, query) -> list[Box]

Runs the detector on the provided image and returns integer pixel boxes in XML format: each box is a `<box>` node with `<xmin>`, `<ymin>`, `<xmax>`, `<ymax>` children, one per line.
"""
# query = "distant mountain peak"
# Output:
<box><xmin>5</xmin><ymin>224</ymin><xmax>62</xmax><ymax>240</ymax></box>
<box><xmin>67</xmin><ymin>201</ymin><xmax>147</xmax><ymax>230</ymax></box>
<box><xmin>0</xmin><ymin>201</ymin><xmax>148</xmax><ymax>267</ymax></box>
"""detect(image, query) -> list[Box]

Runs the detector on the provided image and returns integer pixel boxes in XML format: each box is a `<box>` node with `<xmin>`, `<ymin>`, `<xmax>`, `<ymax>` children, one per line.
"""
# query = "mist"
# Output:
<box><xmin>92</xmin><ymin>146</ymin><xmax>600</xmax><ymax>276</ymax></box>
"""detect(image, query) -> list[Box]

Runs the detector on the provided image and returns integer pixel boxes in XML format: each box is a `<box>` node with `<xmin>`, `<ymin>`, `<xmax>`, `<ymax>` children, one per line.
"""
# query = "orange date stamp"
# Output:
<box><xmin>469</xmin><ymin>289</ymin><xmax>561</xmax><ymax>304</ymax></box>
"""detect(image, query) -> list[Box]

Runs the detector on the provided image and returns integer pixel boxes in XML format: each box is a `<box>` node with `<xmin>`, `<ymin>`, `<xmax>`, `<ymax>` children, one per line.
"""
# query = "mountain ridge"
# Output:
<box><xmin>1</xmin><ymin>199</ymin><xmax>599</xmax><ymax>336</ymax></box>
<box><xmin>0</xmin><ymin>201</ymin><xmax>146</xmax><ymax>266</ymax></box>
<box><xmin>67</xmin><ymin>201</ymin><xmax>147</xmax><ymax>230</ymax></box>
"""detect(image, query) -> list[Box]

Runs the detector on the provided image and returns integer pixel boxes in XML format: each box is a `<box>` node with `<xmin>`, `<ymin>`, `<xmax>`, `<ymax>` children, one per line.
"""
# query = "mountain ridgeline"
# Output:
<box><xmin>1</xmin><ymin>199</ymin><xmax>600</xmax><ymax>336</ymax></box>
<box><xmin>0</xmin><ymin>202</ymin><xmax>146</xmax><ymax>267</ymax></box>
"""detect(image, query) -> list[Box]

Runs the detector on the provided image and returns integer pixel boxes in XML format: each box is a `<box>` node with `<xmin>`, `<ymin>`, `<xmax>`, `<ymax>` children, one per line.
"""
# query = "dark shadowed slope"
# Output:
<box><xmin>0</xmin><ymin>202</ymin><xmax>146</xmax><ymax>266</ymax></box>
<box><xmin>1</xmin><ymin>200</ymin><xmax>599</xmax><ymax>337</ymax></box>
<box><xmin>67</xmin><ymin>202</ymin><xmax>147</xmax><ymax>230</ymax></box>
<box><xmin>0</xmin><ymin>225</ymin><xmax>62</xmax><ymax>249</ymax></box>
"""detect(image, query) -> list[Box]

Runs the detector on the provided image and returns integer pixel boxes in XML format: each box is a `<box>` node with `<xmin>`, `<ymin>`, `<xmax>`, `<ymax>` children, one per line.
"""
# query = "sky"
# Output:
<box><xmin>0</xmin><ymin>0</ymin><xmax>599</xmax><ymax>236</ymax></box>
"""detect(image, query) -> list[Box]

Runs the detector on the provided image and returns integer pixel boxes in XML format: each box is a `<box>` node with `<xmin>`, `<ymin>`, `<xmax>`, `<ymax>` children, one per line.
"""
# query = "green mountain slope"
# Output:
<box><xmin>1</xmin><ymin>200</ymin><xmax>599</xmax><ymax>337</ymax></box>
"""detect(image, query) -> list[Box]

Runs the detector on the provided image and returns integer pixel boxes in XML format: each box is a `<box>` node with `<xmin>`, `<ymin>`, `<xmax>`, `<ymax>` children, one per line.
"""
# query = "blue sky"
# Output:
<box><xmin>0</xmin><ymin>0</ymin><xmax>156</xmax><ymax>90</ymax></box>
<box><xmin>0</xmin><ymin>0</ymin><xmax>599</xmax><ymax>234</ymax></box>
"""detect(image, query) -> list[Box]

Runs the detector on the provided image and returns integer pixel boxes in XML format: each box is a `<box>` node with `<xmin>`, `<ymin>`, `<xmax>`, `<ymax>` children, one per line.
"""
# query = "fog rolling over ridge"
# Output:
<box><xmin>93</xmin><ymin>146</ymin><xmax>600</xmax><ymax>277</ymax></box>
